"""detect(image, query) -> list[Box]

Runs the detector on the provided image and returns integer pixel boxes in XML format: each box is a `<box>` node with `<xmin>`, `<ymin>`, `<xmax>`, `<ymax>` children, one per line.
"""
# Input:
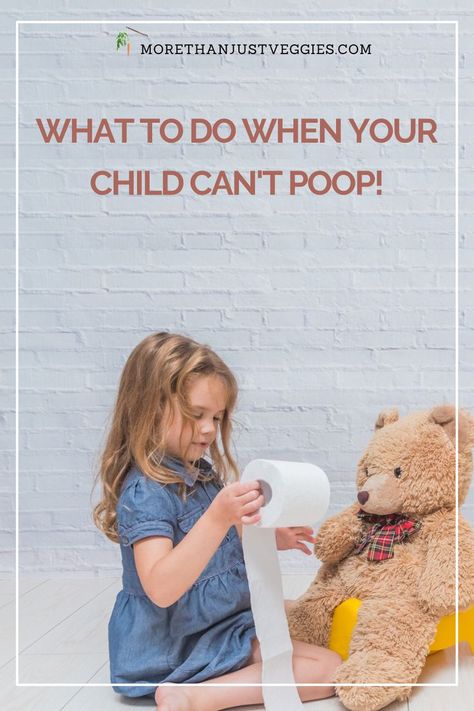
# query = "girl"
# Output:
<box><xmin>93</xmin><ymin>332</ymin><xmax>341</xmax><ymax>711</ymax></box>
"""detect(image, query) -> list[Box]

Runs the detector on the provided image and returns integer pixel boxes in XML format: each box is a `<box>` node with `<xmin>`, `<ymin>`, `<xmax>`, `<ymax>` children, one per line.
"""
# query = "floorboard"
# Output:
<box><xmin>408</xmin><ymin>642</ymin><xmax>474</xmax><ymax>711</ymax></box>
<box><xmin>0</xmin><ymin>576</ymin><xmax>469</xmax><ymax>711</ymax></box>
<box><xmin>19</xmin><ymin>579</ymin><xmax>116</xmax><ymax>653</ymax></box>
<box><xmin>0</xmin><ymin>660</ymin><xmax>78</xmax><ymax>711</ymax></box>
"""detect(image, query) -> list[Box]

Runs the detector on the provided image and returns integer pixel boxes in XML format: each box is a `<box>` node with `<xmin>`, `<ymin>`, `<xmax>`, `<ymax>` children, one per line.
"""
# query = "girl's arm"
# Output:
<box><xmin>134</xmin><ymin>480</ymin><xmax>263</xmax><ymax>608</ymax></box>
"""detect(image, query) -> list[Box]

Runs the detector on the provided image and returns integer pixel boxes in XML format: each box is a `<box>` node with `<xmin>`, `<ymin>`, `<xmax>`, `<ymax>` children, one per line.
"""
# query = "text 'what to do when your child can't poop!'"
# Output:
<box><xmin>35</xmin><ymin>116</ymin><xmax>438</xmax><ymax>197</ymax></box>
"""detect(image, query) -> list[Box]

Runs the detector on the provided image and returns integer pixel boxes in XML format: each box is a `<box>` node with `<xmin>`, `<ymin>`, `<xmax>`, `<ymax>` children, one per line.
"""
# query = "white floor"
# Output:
<box><xmin>1</xmin><ymin>574</ymin><xmax>473</xmax><ymax>711</ymax></box>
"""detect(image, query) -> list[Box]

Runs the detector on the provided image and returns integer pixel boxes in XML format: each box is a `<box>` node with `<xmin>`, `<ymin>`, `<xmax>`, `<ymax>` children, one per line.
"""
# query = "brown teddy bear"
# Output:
<box><xmin>287</xmin><ymin>405</ymin><xmax>474</xmax><ymax>711</ymax></box>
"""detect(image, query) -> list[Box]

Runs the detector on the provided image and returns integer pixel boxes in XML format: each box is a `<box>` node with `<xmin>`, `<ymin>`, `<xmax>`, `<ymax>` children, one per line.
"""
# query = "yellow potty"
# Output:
<box><xmin>328</xmin><ymin>598</ymin><xmax>474</xmax><ymax>661</ymax></box>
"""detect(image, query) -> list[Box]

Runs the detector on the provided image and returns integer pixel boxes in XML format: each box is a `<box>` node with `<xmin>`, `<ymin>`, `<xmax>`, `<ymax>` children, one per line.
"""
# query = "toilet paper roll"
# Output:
<box><xmin>241</xmin><ymin>460</ymin><xmax>330</xmax><ymax>711</ymax></box>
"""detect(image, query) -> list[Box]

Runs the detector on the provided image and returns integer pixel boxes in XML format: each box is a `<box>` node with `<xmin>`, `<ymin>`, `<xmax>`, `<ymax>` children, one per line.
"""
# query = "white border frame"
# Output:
<box><xmin>15</xmin><ymin>19</ymin><xmax>459</xmax><ymax>690</ymax></box>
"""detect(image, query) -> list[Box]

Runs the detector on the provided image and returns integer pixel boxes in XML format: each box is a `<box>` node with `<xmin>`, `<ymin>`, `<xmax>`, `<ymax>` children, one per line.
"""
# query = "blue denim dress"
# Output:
<box><xmin>108</xmin><ymin>456</ymin><xmax>256</xmax><ymax>697</ymax></box>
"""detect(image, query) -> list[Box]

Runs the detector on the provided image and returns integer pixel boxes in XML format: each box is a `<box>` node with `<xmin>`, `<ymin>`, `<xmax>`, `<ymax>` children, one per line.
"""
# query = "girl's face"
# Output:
<box><xmin>165</xmin><ymin>375</ymin><xmax>228</xmax><ymax>462</ymax></box>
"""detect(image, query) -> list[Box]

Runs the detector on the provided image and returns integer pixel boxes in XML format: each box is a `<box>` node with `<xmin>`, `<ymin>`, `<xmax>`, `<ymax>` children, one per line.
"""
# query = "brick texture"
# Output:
<box><xmin>2</xmin><ymin>4</ymin><xmax>473</xmax><ymax>574</ymax></box>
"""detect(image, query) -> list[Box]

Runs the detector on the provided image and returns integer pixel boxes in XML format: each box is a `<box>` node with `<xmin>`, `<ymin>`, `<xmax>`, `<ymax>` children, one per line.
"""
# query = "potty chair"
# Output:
<box><xmin>328</xmin><ymin>598</ymin><xmax>474</xmax><ymax>661</ymax></box>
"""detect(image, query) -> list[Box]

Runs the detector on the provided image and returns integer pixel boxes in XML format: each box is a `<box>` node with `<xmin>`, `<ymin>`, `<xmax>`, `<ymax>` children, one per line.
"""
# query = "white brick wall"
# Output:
<box><xmin>2</xmin><ymin>2</ymin><xmax>473</xmax><ymax>574</ymax></box>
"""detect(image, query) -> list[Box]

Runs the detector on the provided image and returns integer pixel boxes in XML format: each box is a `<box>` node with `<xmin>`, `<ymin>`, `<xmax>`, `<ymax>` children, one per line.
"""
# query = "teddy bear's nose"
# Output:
<box><xmin>358</xmin><ymin>491</ymin><xmax>369</xmax><ymax>504</ymax></box>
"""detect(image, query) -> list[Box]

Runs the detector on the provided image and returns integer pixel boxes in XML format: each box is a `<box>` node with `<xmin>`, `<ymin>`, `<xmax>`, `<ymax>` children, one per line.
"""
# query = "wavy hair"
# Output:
<box><xmin>92</xmin><ymin>332</ymin><xmax>239</xmax><ymax>542</ymax></box>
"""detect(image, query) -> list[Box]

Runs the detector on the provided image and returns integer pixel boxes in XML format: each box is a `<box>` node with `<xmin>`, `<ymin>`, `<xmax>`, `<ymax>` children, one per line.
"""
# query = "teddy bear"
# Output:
<box><xmin>287</xmin><ymin>405</ymin><xmax>474</xmax><ymax>711</ymax></box>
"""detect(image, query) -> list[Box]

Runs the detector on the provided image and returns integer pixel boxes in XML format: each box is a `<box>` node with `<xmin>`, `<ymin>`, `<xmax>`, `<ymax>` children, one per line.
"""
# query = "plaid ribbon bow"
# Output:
<box><xmin>354</xmin><ymin>510</ymin><xmax>422</xmax><ymax>562</ymax></box>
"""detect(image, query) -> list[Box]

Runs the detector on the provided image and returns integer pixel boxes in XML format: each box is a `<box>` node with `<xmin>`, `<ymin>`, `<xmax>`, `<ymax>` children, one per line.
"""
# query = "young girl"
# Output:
<box><xmin>93</xmin><ymin>332</ymin><xmax>341</xmax><ymax>711</ymax></box>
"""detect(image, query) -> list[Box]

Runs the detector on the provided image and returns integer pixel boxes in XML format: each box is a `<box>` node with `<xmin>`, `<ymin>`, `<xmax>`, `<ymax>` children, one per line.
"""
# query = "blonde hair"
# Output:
<box><xmin>92</xmin><ymin>332</ymin><xmax>239</xmax><ymax>542</ymax></box>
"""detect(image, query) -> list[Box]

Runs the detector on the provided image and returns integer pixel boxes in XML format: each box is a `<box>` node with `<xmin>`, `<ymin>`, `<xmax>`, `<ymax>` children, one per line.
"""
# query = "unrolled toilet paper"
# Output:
<box><xmin>241</xmin><ymin>459</ymin><xmax>330</xmax><ymax>711</ymax></box>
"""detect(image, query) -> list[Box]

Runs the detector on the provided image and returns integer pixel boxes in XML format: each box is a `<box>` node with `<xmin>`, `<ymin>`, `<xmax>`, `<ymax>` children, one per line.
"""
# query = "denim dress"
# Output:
<box><xmin>108</xmin><ymin>456</ymin><xmax>256</xmax><ymax>697</ymax></box>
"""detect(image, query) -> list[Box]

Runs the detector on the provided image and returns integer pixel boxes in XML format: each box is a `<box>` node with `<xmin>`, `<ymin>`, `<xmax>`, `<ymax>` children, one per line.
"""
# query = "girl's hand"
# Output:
<box><xmin>275</xmin><ymin>527</ymin><xmax>316</xmax><ymax>556</ymax></box>
<box><xmin>208</xmin><ymin>480</ymin><xmax>264</xmax><ymax>529</ymax></box>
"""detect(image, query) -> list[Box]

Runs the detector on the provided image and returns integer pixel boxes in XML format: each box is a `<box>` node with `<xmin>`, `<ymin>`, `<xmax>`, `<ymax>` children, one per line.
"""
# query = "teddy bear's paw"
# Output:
<box><xmin>287</xmin><ymin>598</ymin><xmax>333</xmax><ymax>646</ymax></box>
<box><xmin>335</xmin><ymin>650</ymin><xmax>413</xmax><ymax>711</ymax></box>
<box><xmin>287</xmin><ymin>605</ymin><xmax>327</xmax><ymax>646</ymax></box>
<box><xmin>417</xmin><ymin>585</ymin><xmax>455</xmax><ymax>619</ymax></box>
<box><xmin>336</xmin><ymin>683</ymin><xmax>410</xmax><ymax>711</ymax></box>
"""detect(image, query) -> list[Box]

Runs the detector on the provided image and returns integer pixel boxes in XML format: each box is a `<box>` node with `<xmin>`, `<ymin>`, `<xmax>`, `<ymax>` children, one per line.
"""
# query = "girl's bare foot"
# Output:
<box><xmin>155</xmin><ymin>684</ymin><xmax>197</xmax><ymax>711</ymax></box>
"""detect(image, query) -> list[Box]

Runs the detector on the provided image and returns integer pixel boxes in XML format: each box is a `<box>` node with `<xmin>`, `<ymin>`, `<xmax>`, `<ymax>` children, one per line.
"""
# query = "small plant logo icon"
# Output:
<box><xmin>116</xmin><ymin>31</ymin><xmax>131</xmax><ymax>55</ymax></box>
<box><xmin>115</xmin><ymin>27</ymin><xmax>149</xmax><ymax>55</ymax></box>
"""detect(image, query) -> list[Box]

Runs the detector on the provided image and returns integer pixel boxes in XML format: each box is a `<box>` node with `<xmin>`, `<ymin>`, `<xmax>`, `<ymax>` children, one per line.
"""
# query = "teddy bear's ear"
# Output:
<box><xmin>375</xmin><ymin>409</ymin><xmax>399</xmax><ymax>430</ymax></box>
<box><xmin>429</xmin><ymin>405</ymin><xmax>474</xmax><ymax>449</ymax></box>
